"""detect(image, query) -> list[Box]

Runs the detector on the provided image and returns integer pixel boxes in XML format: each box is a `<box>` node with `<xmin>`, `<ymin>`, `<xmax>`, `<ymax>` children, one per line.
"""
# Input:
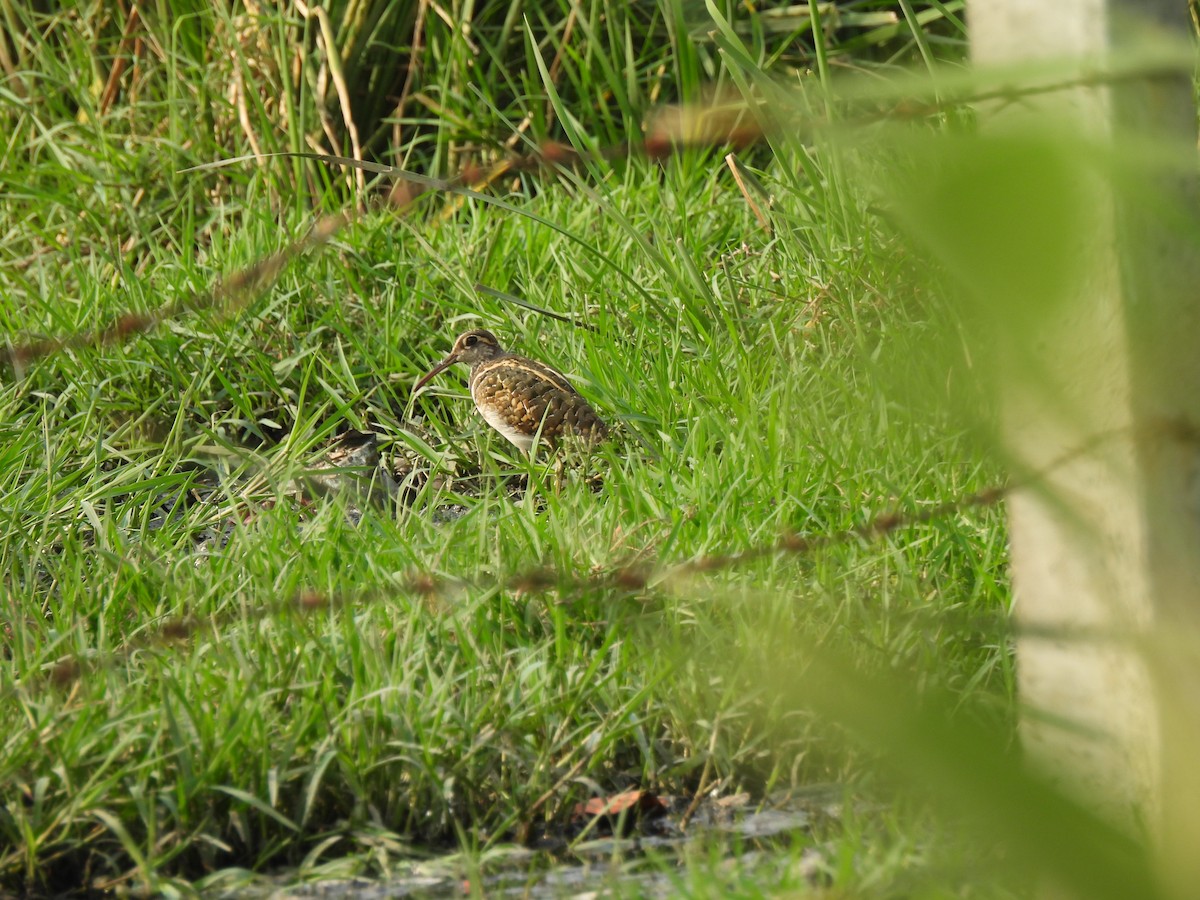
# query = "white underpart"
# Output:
<box><xmin>477</xmin><ymin>396</ymin><xmax>537</xmax><ymax>452</ymax></box>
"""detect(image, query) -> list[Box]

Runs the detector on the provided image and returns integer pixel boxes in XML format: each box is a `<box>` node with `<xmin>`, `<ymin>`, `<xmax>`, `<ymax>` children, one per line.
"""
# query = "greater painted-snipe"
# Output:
<box><xmin>413</xmin><ymin>329</ymin><xmax>608</xmax><ymax>452</ymax></box>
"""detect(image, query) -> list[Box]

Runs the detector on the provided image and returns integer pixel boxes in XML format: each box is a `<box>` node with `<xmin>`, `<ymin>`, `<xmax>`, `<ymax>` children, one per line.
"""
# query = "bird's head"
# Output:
<box><xmin>413</xmin><ymin>329</ymin><xmax>504</xmax><ymax>392</ymax></box>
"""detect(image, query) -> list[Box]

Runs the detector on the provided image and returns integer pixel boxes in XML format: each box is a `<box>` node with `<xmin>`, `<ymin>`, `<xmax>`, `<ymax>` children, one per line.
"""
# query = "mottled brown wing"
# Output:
<box><xmin>472</xmin><ymin>358</ymin><xmax>607</xmax><ymax>445</ymax></box>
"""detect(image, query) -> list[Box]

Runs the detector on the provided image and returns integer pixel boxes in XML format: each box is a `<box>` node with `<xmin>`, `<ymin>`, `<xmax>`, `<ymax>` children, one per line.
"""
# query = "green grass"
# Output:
<box><xmin>1</xmin><ymin>149</ymin><xmax>1012</xmax><ymax>890</ymax></box>
<box><xmin>0</xmin><ymin>1</ymin><xmax>1074</xmax><ymax>895</ymax></box>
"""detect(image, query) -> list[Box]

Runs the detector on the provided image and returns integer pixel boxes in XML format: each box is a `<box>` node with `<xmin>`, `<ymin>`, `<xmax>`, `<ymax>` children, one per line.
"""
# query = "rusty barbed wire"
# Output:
<box><xmin>19</xmin><ymin>477</ymin><xmax>1005</xmax><ymax>696</ymax></box>
<box><xmin>7</xmin><ymin>53</ymin><xmax>1190</xmax><ymax>369</ymax></box>
<box><xmin>16</xmin><ymin>414</ymin><xmax>1170</xmax><ymax>696</ymax></box>
<box><xmin>6</xmin><ymin>102</ymin><xmax>766</xmax><ymax>370</ymax></box>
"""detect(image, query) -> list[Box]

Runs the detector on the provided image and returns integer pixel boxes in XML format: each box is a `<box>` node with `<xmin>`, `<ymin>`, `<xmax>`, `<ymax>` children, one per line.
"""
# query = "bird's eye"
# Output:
<box><xmin>464</xmin><ymin>335</ymin><xmax>478</xmax><ymax>347</ymax></box>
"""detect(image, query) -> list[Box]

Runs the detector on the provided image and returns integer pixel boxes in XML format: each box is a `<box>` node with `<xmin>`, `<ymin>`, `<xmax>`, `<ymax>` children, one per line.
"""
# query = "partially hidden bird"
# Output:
<box><xmin>412</xmin><ymin>329</ymin><xmax>608</xmax><ymax>452</ymax></box>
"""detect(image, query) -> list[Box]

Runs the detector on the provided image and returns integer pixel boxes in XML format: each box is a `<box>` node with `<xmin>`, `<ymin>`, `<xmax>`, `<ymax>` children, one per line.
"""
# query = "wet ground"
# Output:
<box><xmin>251</xmin><ymin>785</ymin><xmax>847</xmax><ymax>898</ymax></box>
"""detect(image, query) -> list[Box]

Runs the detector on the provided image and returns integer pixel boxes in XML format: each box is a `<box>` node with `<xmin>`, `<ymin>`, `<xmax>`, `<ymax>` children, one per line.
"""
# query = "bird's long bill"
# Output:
<box><xmin>413</xmin><ymin>352</ymin><xmax>458</xmax><ymax>393</ymax></box>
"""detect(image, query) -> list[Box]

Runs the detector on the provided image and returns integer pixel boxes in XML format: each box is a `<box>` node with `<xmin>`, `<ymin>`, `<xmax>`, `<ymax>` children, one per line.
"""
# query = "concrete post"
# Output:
<box><xmin>969</xmin><ymin>0</ymin><xmax>1200</xmax><ymax>887</ymax></box>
